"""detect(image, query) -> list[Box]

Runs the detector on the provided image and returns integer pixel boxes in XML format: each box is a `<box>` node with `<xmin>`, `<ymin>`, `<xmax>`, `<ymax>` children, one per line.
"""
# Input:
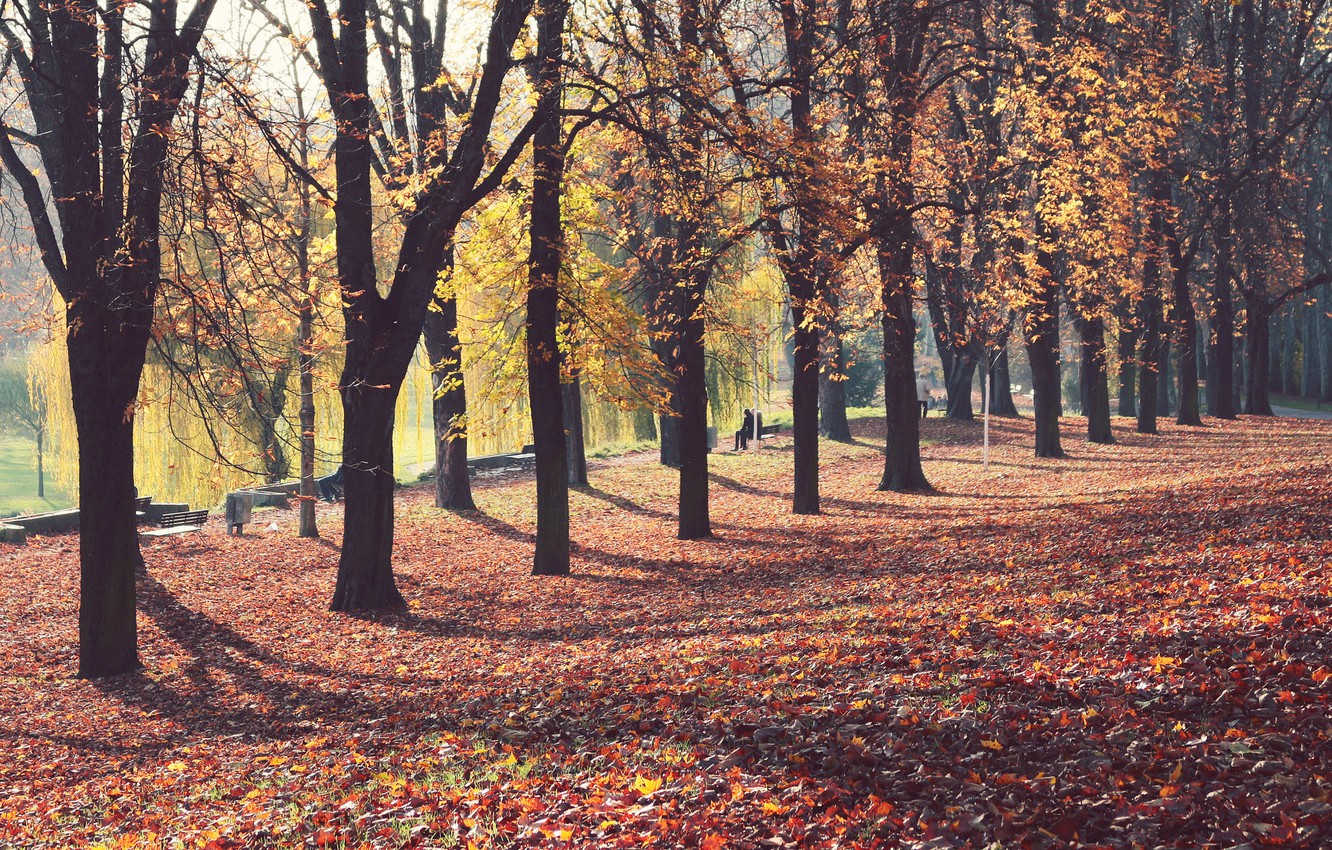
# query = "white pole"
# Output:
<box><xmin>752</xmin><ymin>325</ymin><xmax>761</xmax><ymax>449</ymax></box>
<box><xmin>983</xmin><ymin>350</ymin><xmax>992</xmax><ymax>471</ymax></box>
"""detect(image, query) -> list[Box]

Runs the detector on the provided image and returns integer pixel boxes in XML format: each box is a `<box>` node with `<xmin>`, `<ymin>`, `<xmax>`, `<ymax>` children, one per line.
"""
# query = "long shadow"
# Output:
<box><xmin>454</xmin><ymin>508</ymin><xmax>534</xmax><ymax>544</ymax></box>
<box><xmin>574</xmin><ymin>485</ymin><xmax>674</xmax><ymax>520</ymax></box>
<box><xmin>708</xmin><ymin>472</ymin><xmax>789</xmax><ymax>501</ymax></box>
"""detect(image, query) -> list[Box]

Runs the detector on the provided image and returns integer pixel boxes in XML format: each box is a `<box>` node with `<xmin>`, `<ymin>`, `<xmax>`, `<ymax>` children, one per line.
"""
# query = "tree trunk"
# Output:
<box><xmin>1208</xmin><ymin>208</ymin><xmax>1236</xmax><ymax>418</ymax></box>
<box><xmin>255</xmin><ymin>377</ymin><xmax>290</xmax><ymax>484</ymax></box>
<box><xmin>789</xmin><ymin>271</ymin><xmax>821</xmax><ymax>514</ymax></box>
<box><xmin>1156</xmin><ymin>339</ymin><xmax>1172</xmax><ymax>417</ymax></box>
<box><xmin>563</xmin><ymin>375</ymin><xmax>588</xmax><ymax>486</ymax></box>
<box><xmin>658</xmin><ymin>409</ymin><xmax>680</xmax><ymax>468</ymax></box>
<box><xmin>989</xmin><ymin>344</ymin><xmax>1019</xmax><ymax>417</ymax></box>
<box><xmin>878</xmin><ymin>236</ymin><xmax>930</xmax><ymax>491</ymax></box>
<box><xmin>1173</xmin><ymin>273</ymin><xmax>1202</xmax><ymax>425</ymax></box>
<box><xmin>677</xmin><ymin>286</ymin><xmax>711</xmax><ymax>538</ymax></box>
<box><xmin>1117</xmin><ymin>324</ymin><xmax>1137</xmax><ymax>418</ymax></box>
<box><xmin>35</xmin><ymin>427</ymin><xmax>44</xmax><ymax>499</ymax></box>
<box><xmin>1245</xmin><ymin>295</ymin><xmax>1274</xmax><ymax>415</ymax></box>
<box><xmin>819</xmin><ymin>331</ymin><xmax>853</xmax><ymax>441</ymax></box>
<box><xmin>1301</xmin><ymin>300</ymin><xmax>1319</xmax><ymax>398</ymax></box>
<box><xmin>1322</xmin><ymin>302</ymin><xmax>1332</xmax><ymax>402</ymax></box>
<box><xmin>1138</xmin><ymin>296</ymin><xmax>1162</xmax><ymax>435</ymax></box>
<box><xmin>297</xmin><ymin>297</ymin><xmax>319</xmax><ymax>538</ymax></box>
<box><xmin>528</xmin><ymin>0</ymin><xmax>572</xmax><ymax>575</ymax></box>
<box><xmin>68</xmin><ymin>320</ymin><xmax>146</xmax><ymax>678</ymax></box>
<box><xmin>1078</xmin><ymin>315</ymin><xmax>1114</xmax><ymax>443</ymax></box>
<box><xmin>424</xmin><ymin>301</ymin><xmax>476</xmax><ymax>511</ymax></box>
<box><xmin>945</xmin><ymin>355</ymin><xmax>977</xmax><ymax>420</ymax></box>
<box><xmin>528</xmin><ymin>271</ymin><xmax>570</xmax><ymax>572</ymax></box>
<box><xmin>332</xmin><ymin>386</ymin><xmax>406</xmax><ymax>611</ymax></box>
<box><xmin>1024</xmin><ymin>276</ymin><xmax>1064</xmax><ymax>458</ymax></box>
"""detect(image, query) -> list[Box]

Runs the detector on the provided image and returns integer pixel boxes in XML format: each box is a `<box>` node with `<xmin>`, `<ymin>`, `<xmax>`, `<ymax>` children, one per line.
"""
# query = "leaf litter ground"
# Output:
<box><xmin>1</xmin><ymin>415</ymin><xmax>1330</xmax><ymax>849</ymax></box>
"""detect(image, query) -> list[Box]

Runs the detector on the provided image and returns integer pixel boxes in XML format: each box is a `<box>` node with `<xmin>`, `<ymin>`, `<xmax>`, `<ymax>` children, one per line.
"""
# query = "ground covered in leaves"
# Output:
<box><xmin>2</xmin><ymin>415</ymin><xmax>1331</xmax><ymax>850</ymax></box>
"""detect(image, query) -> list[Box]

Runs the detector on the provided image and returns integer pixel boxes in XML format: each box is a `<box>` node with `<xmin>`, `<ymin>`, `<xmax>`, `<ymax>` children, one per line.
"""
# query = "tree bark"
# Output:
<box><xmin>944</xmin><ymin>355</ymin><xmax>977</xmax><ymax>420</ymax></box>
<box><xmin>1208</xmin><ymin>206</ymin><xmax>1237</xmax><ymax>418</ymax></box>
<box><xmin>1078</xmin><ymin>314</ymin><xmax>1114</xmax><ymax>443</ymax></box>
<box><xmin>989</xmin><ymin>344</ymin><xmax>1019</xmax><ymax>417</ymax></box>
<box><xmin>791</xmin><ymin>298</ymin><xmax>820</xmax><ymax>514</ymax></box>
<box><xmin>1024</xmin><ymin>276</ymin><xmax>1064</xmax><ymax>457</ymax></box>
<box><xmin>297</xmin><ymin>298</ymin><xmax>319</xmax><ymax>538</ymax></box>
<box><xmin>1156</xmin><ymin>339</ymin><xmax>1173</xmax><ymax>417</ymax></box>
<box><xmin>677</xmin><ymin>281</ymin><xmax>711</xmax><ymax>538</ymax></box>
<box><xmin>878</xmin><ymin>235</ymin><xmax>930</xmax><ymax>491</ymax></box>
<box><xmin>1117</xmin><ymin>324</ymin><xmax>1137</xmax><ymax>418</ymax></box>
<box><xmin>1301</xmin><ymin>300</ymin><xmax>1319</xmax><ymax>398</ymax></box>
<box><xmin>1138</xmin><ymin>295</ymin><xmax>1163</xmax><ymax>435</ymax></box>
<box><xmin>425</xmin><ymin>293</ymin><xmax>476</xmax><ymax>511</ymax></box>
<box><xmin>69</xmin><ymin>327</ymin><xmax>144</xmax><ymax>678</ymax></box>
<box><xmin>819</xmin><ymin>329</ymin><xmax>853</xmax><ymax>441</ymax></box>
<box><xmin>658</xmin><ymin>408</ymin><xmax>681</xmax><ymax>468</ymax></box>
<box><xmin>1322</xmin><ymin>302</ymin><xmax>1332</xmax><ymax>402</ymax></box>
<box><xmin>332</xmin><ymin>385</ymin><xmax>406</xmax><ymax>611</ymax></box>
<box><xmin>1245</xmin><ymin>294</ymin><xmax>1275</xmax><ymax>415</ymax></box>
<box><xmin>563</xmin><ymin>375</ymin><xmax>588</xmax><ymax>486</ymax></box>
<box><xmin>527</xmin><ymin>0</ymin><xmax>572</xmax><ymax>575</ymax></box>
<box><xmin>1173</xmin><ymin>277</ymin><xmax>1202</xmax><ymax>425</ymax></box>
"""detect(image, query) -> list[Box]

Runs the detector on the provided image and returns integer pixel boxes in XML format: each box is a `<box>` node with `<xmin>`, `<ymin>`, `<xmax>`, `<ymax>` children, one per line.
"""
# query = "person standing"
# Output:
<box><xmin>916</xmin><ymin>373</ymin><xmax>931</xmax><ymax>419</ymax></box>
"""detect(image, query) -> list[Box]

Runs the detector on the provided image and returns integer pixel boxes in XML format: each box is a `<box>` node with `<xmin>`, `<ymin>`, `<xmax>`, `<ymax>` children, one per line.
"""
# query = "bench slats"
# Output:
<box><xmin>141</xmin><ymin>509</ymin><xmax>208</xmax><ymax>539</ymax></box>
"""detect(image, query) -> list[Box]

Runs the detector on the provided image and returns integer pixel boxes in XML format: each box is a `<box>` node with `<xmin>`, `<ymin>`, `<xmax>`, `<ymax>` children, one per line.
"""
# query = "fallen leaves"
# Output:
<box><xmin>1</xmin><ymin>415</ymin><xmax>1330</xmax><ymax>848</ymax></box>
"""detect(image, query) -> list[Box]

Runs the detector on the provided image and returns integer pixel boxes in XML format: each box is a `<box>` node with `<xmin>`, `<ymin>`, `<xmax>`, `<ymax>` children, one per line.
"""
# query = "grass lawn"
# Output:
<box><xmin>2</xmin><ymin>415</ymin><xmax>1330</xmax><ymax>848</ymax></box>
<box><xmin>0</xmin><ymin>435</ymin><xmax>70</xmax><ymax>517</ymax></box>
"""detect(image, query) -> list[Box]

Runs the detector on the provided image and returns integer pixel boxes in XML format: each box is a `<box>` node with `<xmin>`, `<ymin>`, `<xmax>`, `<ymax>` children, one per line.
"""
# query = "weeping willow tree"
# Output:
<box><xmin>29</xmin><ymin>298</ymin><xmax>346</xmax><ymax>511</ymax></box>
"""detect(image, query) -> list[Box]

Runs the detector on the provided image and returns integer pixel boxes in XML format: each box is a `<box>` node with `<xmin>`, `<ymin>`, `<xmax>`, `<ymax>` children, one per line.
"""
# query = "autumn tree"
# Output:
<box><xmin>152</xmin><ymin>53</ymin><xmax>337</xmax><ymax>539</ymax></box>
<box><xmin>0</xmin><ymin>0</ymin><xmax>218</xmax><ymax>676</ymax></box>
<box><xmin>258</xmin><ymin>0</ymin><xmax>539</xmax><ymax>608</ymax></box>
<box><xmin>584</xmin><ymin>0</ymin><xmax>757</xmax><ymax>537</ymax></box>
<box><xmin>527</xmin><ymin>0</ymin><xmax>573</xmax><ymax>574</ymax></box>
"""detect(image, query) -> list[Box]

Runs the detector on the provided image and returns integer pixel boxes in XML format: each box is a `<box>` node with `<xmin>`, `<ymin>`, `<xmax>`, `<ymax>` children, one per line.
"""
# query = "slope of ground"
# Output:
<box><xmin>1</xmin><ymin>415</ymin><xmax>1330</xmax><ymax>849</ymax></box>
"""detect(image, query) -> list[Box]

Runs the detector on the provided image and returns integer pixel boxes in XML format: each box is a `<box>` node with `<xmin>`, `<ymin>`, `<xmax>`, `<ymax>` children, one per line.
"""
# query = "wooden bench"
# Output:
<box><xmin>140</xmin><ymin>509</ymin><xmax>208</xmax><ymax>539</ymax></box>
<box><xmin>759</xmin><ymin>423</ymin><xmax>782</xmax><ymax>438</ymax></box>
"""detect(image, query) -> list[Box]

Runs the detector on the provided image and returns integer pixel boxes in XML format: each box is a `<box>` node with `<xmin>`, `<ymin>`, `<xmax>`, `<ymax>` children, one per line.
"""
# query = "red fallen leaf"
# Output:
<box><xmin>2</xmin><ymin>416</ymin><xmax>1331</xmax><ymax>849</ymax></box>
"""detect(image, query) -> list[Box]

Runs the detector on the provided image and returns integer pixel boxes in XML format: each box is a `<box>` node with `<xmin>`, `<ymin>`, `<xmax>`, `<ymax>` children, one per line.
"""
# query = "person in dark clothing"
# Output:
<box><xmin>734</xmin><ymin>408</ymin><xmax>754</xmax><ymax>451</ymax></box>
<box><xmin>317</xmin><ymin>466</ymin><xmax>344</xmax><ymax>502</ymax></box>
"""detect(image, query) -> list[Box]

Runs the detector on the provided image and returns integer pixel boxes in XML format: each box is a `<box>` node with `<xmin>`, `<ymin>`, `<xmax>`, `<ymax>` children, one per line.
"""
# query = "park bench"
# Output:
<box><xmin>140</xmin><ymin>509</ymin><xmax>208</xmax><ymax>539</ymax></box>
<box><xmin>758</xmin><ymin>423</ymin><xmax>782</xmax><ymax>438</ymax></box>
<box><xmin>467</xmin><ymin>451</ymin><xmax>537</xmax><ymax>476</ymax></box>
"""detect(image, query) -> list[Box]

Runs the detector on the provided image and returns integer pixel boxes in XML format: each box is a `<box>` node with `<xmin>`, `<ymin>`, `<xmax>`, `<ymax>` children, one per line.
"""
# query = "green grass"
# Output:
<box><xmin>0</xmin><ymin>435</ymin><xmax>70</xmax><ymax>518</ymax></box>
<box><xmin>1271</xmin><ymin>394</ymin><xmax>1330</xmax><ymax>412</ymax></box>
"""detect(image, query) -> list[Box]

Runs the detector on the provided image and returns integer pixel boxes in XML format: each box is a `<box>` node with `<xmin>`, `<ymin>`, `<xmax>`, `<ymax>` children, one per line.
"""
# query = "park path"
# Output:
<box><xmin>1272</xmin><ymin>404</ymin><xmax>1332</xmax><ymax>420</ymax></box>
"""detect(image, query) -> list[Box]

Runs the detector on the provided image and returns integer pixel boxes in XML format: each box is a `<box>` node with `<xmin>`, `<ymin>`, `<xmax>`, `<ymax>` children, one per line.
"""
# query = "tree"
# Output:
<box><xmin>154</xmin><ymin>56</ymin><xmax>337</xmax><ymax>539</ymax></box>
<box><xmin>281</xmin><ymin>0</ymin><xmax>538</xmax><ymax>609</ymax></box>
<box><xmin>0</xmin><ymin>0</ymin><xmax>218</xmax><ymax>676</ymax></box>
<box><xmin>527</xmin><ymin>0</ymin><xmax>573</xmax><ymax>574</ymax></box>
<box><xmin>865</xmin><ymin>0</ymin><xmax>932</xmax><ymax>492</ymax></box>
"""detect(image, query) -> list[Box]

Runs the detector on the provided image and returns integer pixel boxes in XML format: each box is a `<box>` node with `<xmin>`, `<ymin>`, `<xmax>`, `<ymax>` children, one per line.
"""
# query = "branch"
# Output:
<box><xmin>0</xmin><ymin>121</ymin><xmax>68</xmax><ymax>297</ymax></box>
